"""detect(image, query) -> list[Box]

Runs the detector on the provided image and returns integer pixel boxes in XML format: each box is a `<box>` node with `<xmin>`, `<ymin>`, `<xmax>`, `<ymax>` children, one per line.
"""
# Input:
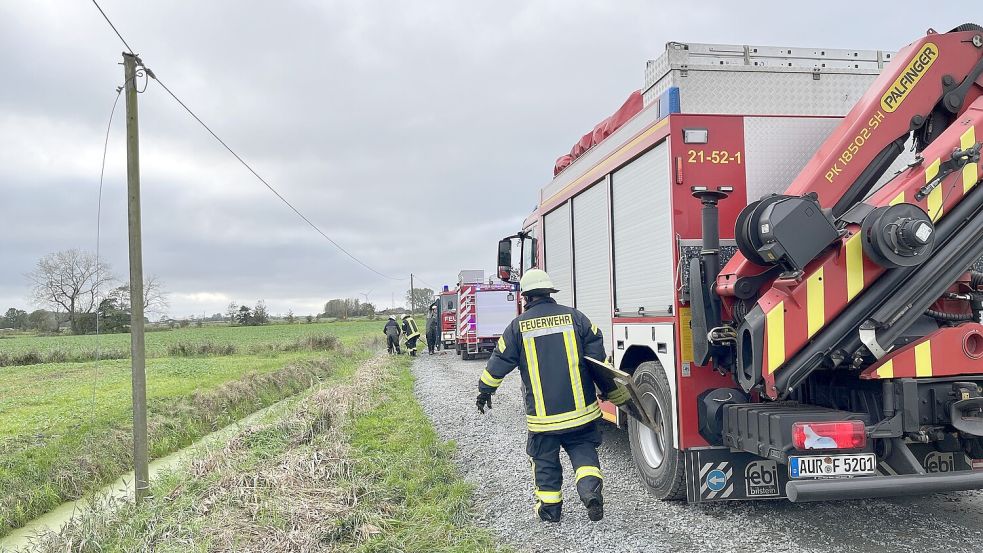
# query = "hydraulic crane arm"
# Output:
<box><xmin>786</xmin><ymin>27</ymin><xmax>983</xmax><ymax>215</ymax></box>
<box><xmin>719</xmin><ymin>27</ymin><xmax>983</xmax><ymax>301</ymax></box>
<box><xmin>713</xmin><ymin>25</ymin><xmax>983</xmax><ymax>399</ymax></box>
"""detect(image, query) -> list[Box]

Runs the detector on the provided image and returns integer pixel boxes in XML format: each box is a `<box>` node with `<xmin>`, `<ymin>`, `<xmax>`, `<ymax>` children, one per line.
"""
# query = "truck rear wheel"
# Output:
<box><xmin>628</xmin><ymin>360</ymin><xmax>686</xmax><ymax>500</ymax></box>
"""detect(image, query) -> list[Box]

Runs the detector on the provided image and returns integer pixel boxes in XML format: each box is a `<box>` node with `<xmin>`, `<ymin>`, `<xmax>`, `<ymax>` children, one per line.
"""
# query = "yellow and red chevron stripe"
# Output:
<box><xmin>861</xmin><ymin>324</ymin><xmax>983</xmax><ymax>380</ymax></box>
<box><xmin>759</xmin><ymin>113</ymin><xmax>983</xmax><ymax>399</ymax></box>
<box><xmin>760</xmin><ymin>229</ymin><xmax>880</xmax><ymax>394</ymax></box>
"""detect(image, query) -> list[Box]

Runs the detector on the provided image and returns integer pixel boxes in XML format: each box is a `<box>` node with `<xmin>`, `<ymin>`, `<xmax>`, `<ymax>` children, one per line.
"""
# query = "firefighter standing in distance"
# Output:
<box><xmin>426</xmin><ymin>304</ymin><xmax>440</xmax><ymax>354</ymax></box>
<box><xmin>401</xmin><ymin>313</ymin><xmax>422</xmax><ymax>356</ymax></box>
<box><xmin>476</xmin><ymin>269</ymin><xmax>629</xmax><ymax>523</ymax></box>
<box><xmin>383</xmin><ymin>315</ymin><xmax>402</xmax><ymax>355</ymax></box>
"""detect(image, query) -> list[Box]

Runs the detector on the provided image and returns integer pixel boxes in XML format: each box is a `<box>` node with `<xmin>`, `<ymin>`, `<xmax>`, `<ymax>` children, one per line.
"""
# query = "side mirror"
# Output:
<box><xmin>497</xmin><ymin>238</ymin><xmax>515</xmax><ymax>282</ymax></box>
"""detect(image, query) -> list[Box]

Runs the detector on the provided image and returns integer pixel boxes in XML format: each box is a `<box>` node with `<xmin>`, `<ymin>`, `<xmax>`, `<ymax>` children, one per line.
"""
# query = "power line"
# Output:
<box><xmin>88</xmin><ymin>0</ymin><xmax>406</xmax><ymax>283</ymax></box>
<box><xmin>90</xmin><ymin>0</ymin><xmax>135</xmax><ymax>54</ymax></box>
<box><xmin>150</xmin><ymin>75</ymin><xmax>404</xmax><ymax>281</ymax></box>
<box><xmin>413</xmin><ymin>275</ymin><xmax>438</xmax><ymax>290</ymax></box>
<box><xmin>89</xmin><ymin>83</ymin><xmax>124</xmax><ymax>469</ymax></box>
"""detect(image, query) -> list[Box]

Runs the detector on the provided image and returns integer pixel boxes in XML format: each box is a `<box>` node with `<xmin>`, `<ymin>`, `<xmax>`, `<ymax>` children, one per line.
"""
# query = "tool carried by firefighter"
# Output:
<box><xmin>495</xmin><ymin>25</ymin><xmax>983</xmax><ymax>503</ymax></box>
<box><xmin>584</xmin><ymin>356</ymin><xmax>654</xmax><ymax>429</ymax></box>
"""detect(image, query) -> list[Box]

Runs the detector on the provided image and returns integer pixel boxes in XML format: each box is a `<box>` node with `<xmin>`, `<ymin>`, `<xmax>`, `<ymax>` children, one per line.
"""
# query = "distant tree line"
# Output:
<box><xmin>0</xmin><ymin>308</ymin><xmax>63</xmax><ymax>332</ymax></box>
<box><xmin>321</xmin><ymin>298</ymin><xmax>375</xmax><ymax>320</ymax></box>
<box><xmin>11</xmin><ymin>249</ymin><xmax>384</xmax><ymax>335</ymax></box>
<box><xmin>405</xmin><ymin>287</ymin><xmax>436</xmax><ymax>312</ymax></box>
<box><xmin>224</xmin><ymin>300</ymin><xmax>270</xmax><ymax>326</ymax></box>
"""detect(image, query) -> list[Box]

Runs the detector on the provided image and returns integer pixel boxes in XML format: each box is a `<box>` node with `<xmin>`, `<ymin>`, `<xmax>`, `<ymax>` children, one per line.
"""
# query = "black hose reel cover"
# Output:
<box><xmin>735</xmin><ymin>194</ymin><xmax>839</xmax><ymax>274</ymax></box>
<box><xmin>735</xmin><ymin>194</ymin><xmax>785</xmax><ymax>266</ymax></box>
<box><xmin>860</xmin><ymin>203</ymin><xmax>936</xmax><ymax>268</ymax></box>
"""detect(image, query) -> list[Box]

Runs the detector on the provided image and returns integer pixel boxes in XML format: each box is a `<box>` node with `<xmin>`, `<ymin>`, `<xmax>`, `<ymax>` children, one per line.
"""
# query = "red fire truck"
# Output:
<box><xmin>497</xmin><ymin>26</ymin><xmax>983</xmax><ymax>502</ymax></box>
<box><xmin>455</xmin><ymin>270</ymin><xmax>519</xmax><ymax>360</ymax></box>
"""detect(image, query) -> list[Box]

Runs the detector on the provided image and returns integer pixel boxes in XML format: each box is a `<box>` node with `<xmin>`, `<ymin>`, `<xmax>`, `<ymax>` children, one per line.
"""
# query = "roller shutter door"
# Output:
<box><xmin>572</xmin><ymin>182</ymin><xmax>613</xmax><ymax>346</ymax></box>
<box><xmin>612</xmin><ymin>142</ymin><xmax>672</xmax><ymax>315</ymax></box>
<box><xmin>543</xmin><ymin>203</ymin><xmax>573</xmax><ymax>306</ymax></box>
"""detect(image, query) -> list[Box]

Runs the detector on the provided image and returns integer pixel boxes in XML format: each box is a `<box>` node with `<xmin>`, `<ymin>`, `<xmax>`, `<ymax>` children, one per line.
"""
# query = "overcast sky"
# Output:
<box><xmin>1</xmin><ymin>1</ymin><xmax>977</xmax><ymax>317</ymax></box>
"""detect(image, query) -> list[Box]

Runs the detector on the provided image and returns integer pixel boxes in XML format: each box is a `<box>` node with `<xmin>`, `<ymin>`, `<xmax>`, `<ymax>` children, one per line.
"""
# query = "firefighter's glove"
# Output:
<box><xmin>476</xmin><ymin>392</ymin><xmax>493</xmax><ymax>414</ymax></box>
<box><xmin>604</xmin><ymin>385</ymin><xmax>630</xmax><ymax>406</ymax></box>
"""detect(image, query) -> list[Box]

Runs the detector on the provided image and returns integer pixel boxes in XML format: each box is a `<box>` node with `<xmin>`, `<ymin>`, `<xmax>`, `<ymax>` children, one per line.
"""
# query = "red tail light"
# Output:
<box><xmin>791</xmin><ymin>420</ymin><xmax>866</xmax><ymax>450</ymax></box>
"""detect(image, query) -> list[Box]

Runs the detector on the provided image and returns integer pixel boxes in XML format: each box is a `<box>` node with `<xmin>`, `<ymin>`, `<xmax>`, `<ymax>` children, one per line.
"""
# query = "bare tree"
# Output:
<box><xmin>226</xmin><ymin>302</ymin><xmax>239</xmax><ymax>325</ymax></box>
<box><xmin>109</xmin><ymin>275</ymin><xmax>170</xmax><ymax>319</ymax></box>
<box><xmin>142</xmin><ymin>274</ymin><xmax>169</xmax><ymax>317</ymax></box>
<box><xmin>28</xmin><ymin>249</ymin><xmax>115</xmax><ymax>334</ymax></box>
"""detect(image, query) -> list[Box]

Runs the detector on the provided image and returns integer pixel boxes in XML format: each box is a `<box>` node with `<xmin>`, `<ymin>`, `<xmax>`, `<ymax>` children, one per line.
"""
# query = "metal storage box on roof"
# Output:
<box><xmin>642</xmin><ymin>41</ymin><xmax>895</xmax><ymax>114</ymax></box>
<box><xmin>458</xmin><ymin>270</ymin><xmax>485</xmax><ymax>284</ymax></box>
<box><xmin>542</xmin><ymin>41</ymin><xmax>896</xmax><ymax>205</ymax></box>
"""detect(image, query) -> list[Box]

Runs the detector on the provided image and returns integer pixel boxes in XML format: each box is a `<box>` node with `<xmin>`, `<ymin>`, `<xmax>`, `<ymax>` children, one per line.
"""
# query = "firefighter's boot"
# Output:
<box><xmin>577</xmin><ymin>473</ymin><xmax>603</xmax><ymax>521</ymax></box>
<box><xmin>535</xmin><ymin>500</ymin><xmax>562</xmax><ymax>523</ymax></box>
<box><xmin>583</xmin><ymin>491</ymin><xmax>603</xmax><ymax>522</ymax></box>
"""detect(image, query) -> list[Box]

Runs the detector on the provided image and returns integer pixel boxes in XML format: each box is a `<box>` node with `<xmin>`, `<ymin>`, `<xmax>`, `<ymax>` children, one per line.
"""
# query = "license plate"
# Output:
<box><xmin>789</xmin><ymin>453</ymin><xmax>877</xmax><ymax>478</ymax></box>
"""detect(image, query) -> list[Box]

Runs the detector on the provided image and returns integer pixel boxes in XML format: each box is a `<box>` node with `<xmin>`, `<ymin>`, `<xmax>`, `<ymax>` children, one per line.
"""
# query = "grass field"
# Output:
<box><xmin>0</xmin><ymin>320</ymin><xmax>370</xmax><ymax>366</ymax></box>
<box><xmin>0</xmin><ymin>320</ymin><xmax>383</xmax><ymax>537</ymax></box>
<box><xmin>26</xmin><ymin>352</ymin><xmax>502</xmax><ymax>552</ymax></box>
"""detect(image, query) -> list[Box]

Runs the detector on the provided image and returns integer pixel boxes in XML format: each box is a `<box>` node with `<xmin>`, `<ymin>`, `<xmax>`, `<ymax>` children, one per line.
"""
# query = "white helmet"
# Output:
<box><xmin>519</xmin><ymin>269</ymin><xmax>558</xmax><ymax>296</ymax></box>
<box><xmin>389</xmin><ymin>315</ymin><xmax>396</xmax><ymax>320</ymax></box>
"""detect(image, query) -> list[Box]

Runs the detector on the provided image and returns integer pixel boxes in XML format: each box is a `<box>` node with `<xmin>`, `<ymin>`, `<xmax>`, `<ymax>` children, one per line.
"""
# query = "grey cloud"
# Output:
<box><xmin>2</xmin><ymin>0</ymin><xmax>978</xmax><ymax>316</ymax></box>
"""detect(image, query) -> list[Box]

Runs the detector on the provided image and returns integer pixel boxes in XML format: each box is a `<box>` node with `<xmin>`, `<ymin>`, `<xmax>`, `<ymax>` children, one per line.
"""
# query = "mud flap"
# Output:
<box><xmin>585</xmin><ymin>356</ymin><xmax>657</xmax><ymax>429</ymax></box>
<box><xmin>684</xmin><ymin>448</ymin><xmax>790</xmax><ymax>502</ymax></box>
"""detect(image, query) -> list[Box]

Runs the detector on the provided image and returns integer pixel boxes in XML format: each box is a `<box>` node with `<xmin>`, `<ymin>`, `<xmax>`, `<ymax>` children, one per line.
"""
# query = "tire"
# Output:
<box><xmin>462</xmin><ymin>350</ymin><xmax>474</xmax><ymax>361</ymax></box>
<box><xmin>627</xmin><ymin>360</ymin><xmax>686</xmax><ymax>501</ymax></box>
<box><xmin>456</xmin><ymin>346</ymin><xmax>462</xmax><ymax>356</ymax></box>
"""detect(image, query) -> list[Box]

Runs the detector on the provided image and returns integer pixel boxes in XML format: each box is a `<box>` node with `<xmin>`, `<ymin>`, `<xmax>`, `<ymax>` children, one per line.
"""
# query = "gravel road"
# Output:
<box><xmin>411</xmin><ymin>350</ymin><xmax>983</xmax><ymax>553</ymax></box>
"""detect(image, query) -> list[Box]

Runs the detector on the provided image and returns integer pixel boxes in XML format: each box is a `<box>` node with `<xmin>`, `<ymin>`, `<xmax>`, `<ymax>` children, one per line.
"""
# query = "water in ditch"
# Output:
<box><xmin>0</xmin><ymin>397</ymin><xmax>292</xmax><ymax>552</ymax></box>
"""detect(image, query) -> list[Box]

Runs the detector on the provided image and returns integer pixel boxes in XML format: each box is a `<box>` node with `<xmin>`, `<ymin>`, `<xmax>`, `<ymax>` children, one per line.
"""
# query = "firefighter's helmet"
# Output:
<box><xmin>519</xmin><ymin>269</ymin><xmax>559</xmax><ymax>296</ymax></box>
<box><xmin>389</xmin><ymin>315</ymin><xmax>396</xmax><ymax>320</ymax></box>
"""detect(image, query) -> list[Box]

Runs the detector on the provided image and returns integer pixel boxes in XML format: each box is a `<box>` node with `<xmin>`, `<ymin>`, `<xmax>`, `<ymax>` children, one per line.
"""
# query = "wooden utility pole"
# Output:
<box><xmin>123</xmin><ymin>52</ymin><xmax>150</xmax><ymax>504</ymax></box>
<box><xmin>410</xmin><ymin>273</ymin><xmax>415</xmax><ymax>314</ymax></box>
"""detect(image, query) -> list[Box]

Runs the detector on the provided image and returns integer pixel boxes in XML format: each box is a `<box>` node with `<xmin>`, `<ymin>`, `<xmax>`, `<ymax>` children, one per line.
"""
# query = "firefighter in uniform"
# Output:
<box><xmin>426</xmin><ymin>304</ymin><xmax>439</xmax><ymax>354</ymax></box>
<box><xmin>401</xmin><ymin>313</ymin><xmax>422</xmax><ymax>356</ymax></box>
<box><xmin>476</xmin><ymin>269</ymin><xmax>629</xmax><ymax>523</ymax></box>
<box><xmin>383</xmin><ymin>315</ymin><xmax>402</xmax><ymax>354</ymax></box>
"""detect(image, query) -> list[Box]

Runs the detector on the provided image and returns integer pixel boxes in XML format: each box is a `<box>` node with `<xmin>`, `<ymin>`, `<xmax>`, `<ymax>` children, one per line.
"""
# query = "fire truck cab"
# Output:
<box><xmin>437</xmin><ymin>286</ymin><xmax>459</xmax><ymax>350</ymax></box>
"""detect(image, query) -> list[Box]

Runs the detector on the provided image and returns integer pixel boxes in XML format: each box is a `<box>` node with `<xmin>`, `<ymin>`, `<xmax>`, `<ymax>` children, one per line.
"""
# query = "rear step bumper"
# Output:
<box><xmin>786</xmin><ymin>471</ymin><xmax>983</xmax><ymax>502</ymax></box>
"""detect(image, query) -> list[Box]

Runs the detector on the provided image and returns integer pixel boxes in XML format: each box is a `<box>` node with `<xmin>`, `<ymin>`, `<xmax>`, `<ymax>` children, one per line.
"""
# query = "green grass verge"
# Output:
<box><xmin>22</xmin><ymin>354</ymin><xmax>503</xmax><ymax>552</ymax></box>
<box><xmin>346</xmin><ymin>356</ymin><xmax>501</xmax><ymax>553</ymax></box>
<box><xmin>0</xmin><ymin>321</ymin><xmax>382</xmax><ymax>537</ymax></box>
